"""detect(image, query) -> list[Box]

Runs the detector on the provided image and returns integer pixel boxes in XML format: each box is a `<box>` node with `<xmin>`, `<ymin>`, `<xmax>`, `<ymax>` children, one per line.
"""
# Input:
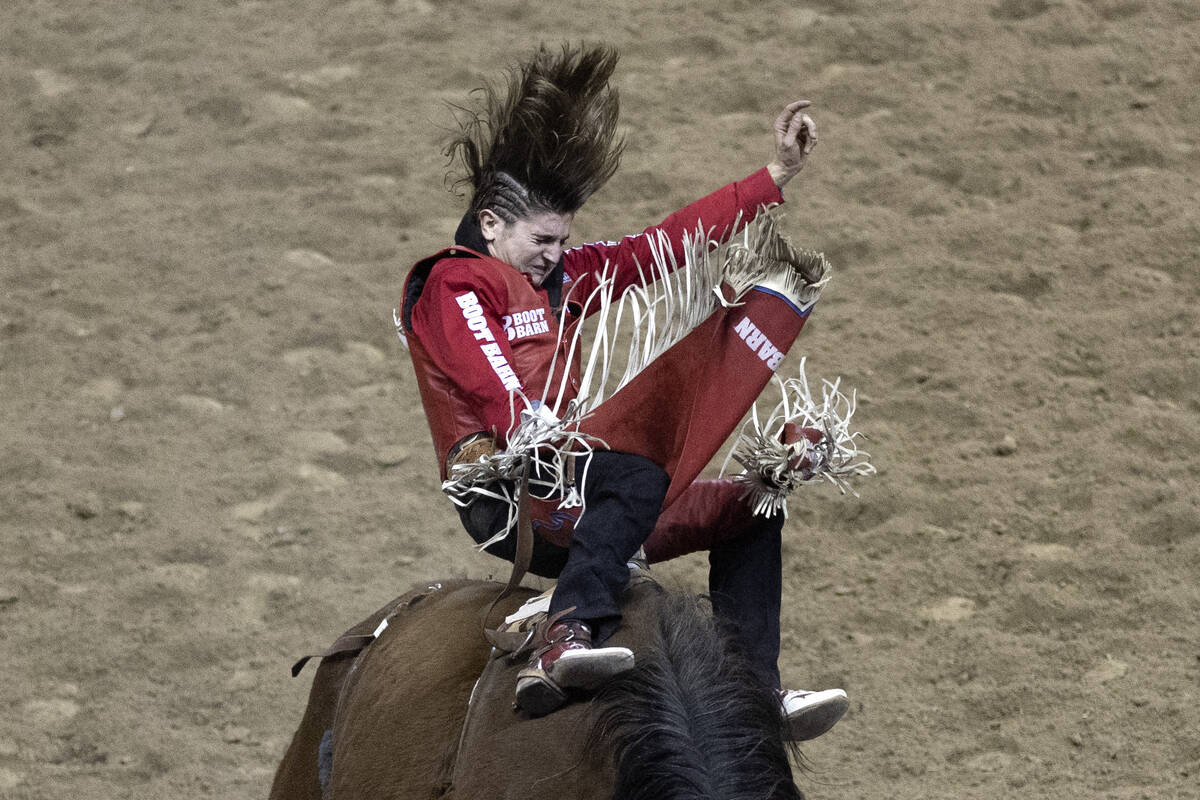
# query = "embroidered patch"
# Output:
<box><xmin>502</xmin><ymin>307</ymin><xmax>551</xmax><ymax>341</ymax></box>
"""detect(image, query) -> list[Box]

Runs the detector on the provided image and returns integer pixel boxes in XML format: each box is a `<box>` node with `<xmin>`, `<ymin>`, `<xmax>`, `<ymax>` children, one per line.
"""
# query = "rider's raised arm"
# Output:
<box><xmin>562</xmin><ymin>168</ymin><xmax>783</xmax><ymax>303</ymax></box>
<box><xmin>562</xmin><ymin>100</ymin><xmax>818</xmax><ymax>305</ymax></box>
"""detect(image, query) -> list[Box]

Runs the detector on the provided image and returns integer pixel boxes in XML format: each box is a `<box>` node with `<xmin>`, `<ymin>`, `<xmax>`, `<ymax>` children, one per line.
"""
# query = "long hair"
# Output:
<box><xmin>589</xmin><ymin>589</ymin><xmax>806</xmax><ymax>800</ymax></box>
<box><xmin>445</xmin><ymin>43</ymin><xmax>625</xmax><ymax>221</ymax></box>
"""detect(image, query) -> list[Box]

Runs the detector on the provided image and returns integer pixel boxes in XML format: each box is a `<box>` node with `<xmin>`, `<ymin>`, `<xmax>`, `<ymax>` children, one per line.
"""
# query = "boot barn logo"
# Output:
<box><xmin>456</xmin><ymin>292</ymin><xmax>521</xmax><ymax>391</ymax></box>
<box><xmin>501</xmin><ymin>307</ymin><xmax>550</xmax><ymax>341</ymax></box>
<box><xmin>734</xmin><ymin>315</ymin><xmax>784</xmax><ymax>370</ymax></box>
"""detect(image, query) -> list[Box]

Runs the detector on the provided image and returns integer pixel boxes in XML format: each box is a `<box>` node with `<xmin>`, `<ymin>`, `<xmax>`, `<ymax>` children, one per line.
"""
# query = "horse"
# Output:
<box><xmin>270</xmin><ymin>576</ymin><xmax>806</xmax><ymax>799</ymax></box>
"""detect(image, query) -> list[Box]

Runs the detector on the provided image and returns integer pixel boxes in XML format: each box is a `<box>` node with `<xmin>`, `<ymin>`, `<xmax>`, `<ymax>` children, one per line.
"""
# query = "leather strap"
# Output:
<box><xmin>482</xmin><ymin>461</ymin><xmax>535</xmax><ymax>651</ymax></box>
<box><xmin>290</xmin><ymin>633</ymin><xmax>376</xmax><ymax>678</ymax></box>
<box><xmin>290</xmin><ymin>584</ymin><xmax>439</xmax><ymax>677</ymax></box>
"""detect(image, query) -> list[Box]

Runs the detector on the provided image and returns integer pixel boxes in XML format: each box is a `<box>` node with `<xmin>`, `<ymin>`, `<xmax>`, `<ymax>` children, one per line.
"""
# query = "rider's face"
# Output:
<box><xmin>479</xmin><ymin>209</ymin><xmax>573</xmax><ymax>288</ymax></box>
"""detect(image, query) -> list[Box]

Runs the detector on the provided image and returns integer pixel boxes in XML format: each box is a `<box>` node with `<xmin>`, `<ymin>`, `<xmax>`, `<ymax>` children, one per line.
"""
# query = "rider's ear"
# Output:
<box><xmin>478</xmin><ymin>209</ymin><xmax>504</xmax><ymax>243</ymax></box>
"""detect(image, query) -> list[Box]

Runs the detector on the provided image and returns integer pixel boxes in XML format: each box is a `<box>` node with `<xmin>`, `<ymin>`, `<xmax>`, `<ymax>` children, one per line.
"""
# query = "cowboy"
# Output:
<box><xmin>398</xmin><ymin>44</ymin><xmax>849</xmax><ymax>740</ymax></box>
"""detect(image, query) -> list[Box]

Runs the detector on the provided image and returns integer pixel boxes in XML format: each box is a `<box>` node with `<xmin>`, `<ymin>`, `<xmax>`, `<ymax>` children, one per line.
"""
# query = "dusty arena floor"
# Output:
<box><xmin>2</xmin><ymin>1</ymin><xmax>1198</xmax><ymax>798</ymax></box>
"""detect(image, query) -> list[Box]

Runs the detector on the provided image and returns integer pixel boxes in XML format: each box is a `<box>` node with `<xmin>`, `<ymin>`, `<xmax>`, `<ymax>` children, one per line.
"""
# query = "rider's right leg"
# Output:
<box><xmin>515</xmin><ymin>450</ymin><xmax>667</xmax><ymax>715</ymax></box>
<box><xmin>545</xmin><ymin>451</ymin><xmax>668</xmax><ymax>640</ymax></box>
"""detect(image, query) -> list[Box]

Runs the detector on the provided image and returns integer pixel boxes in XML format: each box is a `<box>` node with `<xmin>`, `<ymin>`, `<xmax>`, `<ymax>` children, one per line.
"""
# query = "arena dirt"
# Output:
<box><xmin>2</xmin><ymin>2</ymin><xmax>1198</xmax><ymax>797</ymax></box>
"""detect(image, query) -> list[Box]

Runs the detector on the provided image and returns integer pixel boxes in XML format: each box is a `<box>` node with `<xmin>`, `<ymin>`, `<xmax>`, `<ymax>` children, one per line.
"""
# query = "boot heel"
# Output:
<box><xmin>515</xmin><ymin>669</ymin><xmax>568</xmax><ymax>716</ymax></box>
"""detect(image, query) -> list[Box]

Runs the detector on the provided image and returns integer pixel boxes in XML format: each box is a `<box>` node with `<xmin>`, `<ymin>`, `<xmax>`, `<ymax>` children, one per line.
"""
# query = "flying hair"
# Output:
<box><xmin>445</xmin><ymin>43</ymin><xmax>625</xmax><ymax>221</ymax></box>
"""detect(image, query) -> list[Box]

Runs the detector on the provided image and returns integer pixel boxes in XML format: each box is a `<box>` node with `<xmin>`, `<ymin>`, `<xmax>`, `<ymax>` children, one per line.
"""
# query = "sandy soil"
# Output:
<box><xmin>2</xmin><ymin>1</ymin><xmax>1198</xmax><ymax>798</ymax></box>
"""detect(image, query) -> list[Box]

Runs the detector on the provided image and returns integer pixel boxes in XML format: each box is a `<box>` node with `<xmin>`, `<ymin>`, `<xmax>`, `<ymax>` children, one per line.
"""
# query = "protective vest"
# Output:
<box><xmin>400</xmin><ymin>246</ymin><xmax>581</xmax><ymax>479</ymax></box>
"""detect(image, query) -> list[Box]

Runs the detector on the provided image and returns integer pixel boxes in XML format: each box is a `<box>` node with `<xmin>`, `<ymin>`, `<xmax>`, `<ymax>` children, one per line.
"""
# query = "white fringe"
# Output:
<box><xmin>722</xmin><ymin>211</ymin><xmax>832</xmax><ymax>315</ymax></box>
<box><xmin>721</xmin><ymin>358</ymin><xmax>876</xmax><ymax>517</ymax></box>
<box><xmin>570</xmin><ymin>207</ymin><xmax>830</xmax><ymax>414</ymax></box>
<box><xmin>441</xmin><ymin>395</ymin><xmax>606</xmax><ymax>550</ymax></box>
<box><xmin>565</xmin><ymin>222</ymin><xmax>728</xmax><ymax>414</ymax></box>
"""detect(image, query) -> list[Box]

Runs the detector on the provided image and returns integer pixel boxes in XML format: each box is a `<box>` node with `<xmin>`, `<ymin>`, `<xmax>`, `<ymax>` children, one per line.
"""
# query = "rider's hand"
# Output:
<box><xmin>766</xmin><ymin>100</ymin><xmax>818</xmax><ymax>189</ymax></box>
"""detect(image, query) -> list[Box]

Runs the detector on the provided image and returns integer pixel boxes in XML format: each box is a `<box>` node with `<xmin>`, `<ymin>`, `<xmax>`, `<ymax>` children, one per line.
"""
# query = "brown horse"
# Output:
<box><xmin>271</xmin><ymin>577</ymin><xmax>805</xmax><ymax>799</ymax></box>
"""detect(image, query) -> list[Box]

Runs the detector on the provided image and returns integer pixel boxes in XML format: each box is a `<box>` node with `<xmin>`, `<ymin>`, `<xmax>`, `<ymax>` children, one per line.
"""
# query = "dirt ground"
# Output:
<box><xmin>2</xmin><ymin>1</ymin><xmax>1198</xmax><ymax>797</ymax></box>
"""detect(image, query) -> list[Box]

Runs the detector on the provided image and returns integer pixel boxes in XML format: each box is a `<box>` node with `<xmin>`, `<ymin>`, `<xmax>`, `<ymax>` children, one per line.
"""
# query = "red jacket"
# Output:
<box><xmin>401</xmin><ymin>168</ymin><xmax>784</xmax><ymax>478</ymax></box>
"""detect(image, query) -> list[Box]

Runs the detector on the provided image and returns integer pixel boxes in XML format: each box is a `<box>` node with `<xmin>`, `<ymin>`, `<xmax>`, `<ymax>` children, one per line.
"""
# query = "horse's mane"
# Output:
<box><xmin>588</xmin><ymin>586</ymin><xmax>805</xmax><ymax>800</ymax></box>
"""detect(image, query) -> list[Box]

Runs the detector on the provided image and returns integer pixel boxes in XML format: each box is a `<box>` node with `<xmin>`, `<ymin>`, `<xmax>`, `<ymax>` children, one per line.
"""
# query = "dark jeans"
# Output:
<box><xmin>708</xmin><ymin>510</ymin><xmax>784</xmax><ymax>687</ymax></box>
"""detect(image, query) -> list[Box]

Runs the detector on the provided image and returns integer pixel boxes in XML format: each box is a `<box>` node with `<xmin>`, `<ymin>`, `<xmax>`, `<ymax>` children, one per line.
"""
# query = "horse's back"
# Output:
<box><xmin>271</xmin><ymin>578</ymin><xmax>535</xmax><ymax>800</ymax></box>
<box><xmin>273</xmin><ymin>576</ymin><xmax>802</xmax><ymax>800</ymax></box>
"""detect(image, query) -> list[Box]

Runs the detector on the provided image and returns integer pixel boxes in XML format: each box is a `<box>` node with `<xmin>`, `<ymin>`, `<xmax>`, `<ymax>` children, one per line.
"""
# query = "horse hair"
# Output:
<box><xmin>588</xmin><ymin>588</ymin><xmax>805</xmax><ymax>800</ymax></box>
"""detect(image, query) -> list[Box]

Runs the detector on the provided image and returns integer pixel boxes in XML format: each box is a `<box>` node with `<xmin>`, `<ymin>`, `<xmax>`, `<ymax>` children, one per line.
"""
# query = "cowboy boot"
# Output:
<box><xmin>779</xmin><ymin>687</ymin><xmax>849</xmax><ymax>741</ymax></box>
<box><xmin>515</xmin><ymin>619</ymin><xmax>634</xmax><ymax>715</ymax></box>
